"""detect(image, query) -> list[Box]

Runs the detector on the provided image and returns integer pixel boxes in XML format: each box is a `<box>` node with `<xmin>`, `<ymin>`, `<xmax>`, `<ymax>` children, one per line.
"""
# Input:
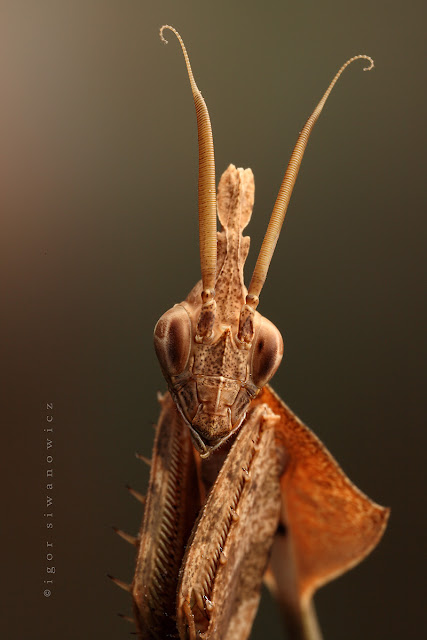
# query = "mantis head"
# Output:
<box><xmin>153</xmin><ymin>26</ymin><xmax>373</xmax><ymax>458</ymax></box>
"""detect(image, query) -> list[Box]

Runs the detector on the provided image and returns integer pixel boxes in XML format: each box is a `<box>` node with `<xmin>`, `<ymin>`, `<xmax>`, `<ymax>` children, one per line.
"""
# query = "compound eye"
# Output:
<box><xmin>154</xmin><ymin>305</ymin><xmax>192</xmax><ymax>376</ymax></box>
<box><xmin>251</xmin><ymin>317</ymin><xmax>283</xmax><ymax>388</ymax></box>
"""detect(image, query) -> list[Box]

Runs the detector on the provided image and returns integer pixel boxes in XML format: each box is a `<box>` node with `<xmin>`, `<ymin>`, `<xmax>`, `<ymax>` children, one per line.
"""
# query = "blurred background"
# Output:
<box><xmin>1</xmin><ymin>1</ymin><xmax>425</xmax><ymax>638</ymax></box>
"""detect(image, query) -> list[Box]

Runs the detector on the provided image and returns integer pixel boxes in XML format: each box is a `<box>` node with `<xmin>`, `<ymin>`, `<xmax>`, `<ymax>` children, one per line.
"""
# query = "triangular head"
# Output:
<box><xmin>154</xmin><ymin>165</ymin><xmax>283</xmax><ymax>456</ymax></box>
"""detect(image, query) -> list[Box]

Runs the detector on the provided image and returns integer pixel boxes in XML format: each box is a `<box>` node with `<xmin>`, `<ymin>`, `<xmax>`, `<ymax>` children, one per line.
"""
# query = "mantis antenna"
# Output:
<box><xmin>246</xmin><ymin>54</ymin><xmax>374</xmax><ymax>309</ymax></box>
<box><xmin>160</xmin><ymin>25</ymin><xmax>217</xmax><ymax>303</ymax></box>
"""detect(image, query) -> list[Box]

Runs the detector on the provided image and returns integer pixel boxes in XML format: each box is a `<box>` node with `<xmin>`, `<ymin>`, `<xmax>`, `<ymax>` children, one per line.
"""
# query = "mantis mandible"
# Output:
<box><xmin>110</xmin><ymin>25</ymin><xmax>389</xmax><ymax>640</ymax></box>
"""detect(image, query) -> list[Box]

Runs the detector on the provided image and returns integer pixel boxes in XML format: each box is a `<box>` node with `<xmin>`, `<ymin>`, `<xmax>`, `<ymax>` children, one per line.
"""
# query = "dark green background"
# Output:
<box><xmin>1</xmin><ymin>1</ymin><xmax>425</xmax><ymax>638</ymax></box>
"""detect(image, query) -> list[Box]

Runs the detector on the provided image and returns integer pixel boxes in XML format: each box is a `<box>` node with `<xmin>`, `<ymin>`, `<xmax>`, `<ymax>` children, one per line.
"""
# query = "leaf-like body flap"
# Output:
<box><xmin>260</xmin><ymin>385</ymin><xmax>389</xmax><ymax>614</ymax></box>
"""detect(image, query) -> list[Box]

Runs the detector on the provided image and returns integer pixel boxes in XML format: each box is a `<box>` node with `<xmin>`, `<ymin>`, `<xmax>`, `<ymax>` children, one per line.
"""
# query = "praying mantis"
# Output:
<box><xmin>110</xmin><ymin>25</ymin><xmax>389</xmax><ymax>640</ymax></box>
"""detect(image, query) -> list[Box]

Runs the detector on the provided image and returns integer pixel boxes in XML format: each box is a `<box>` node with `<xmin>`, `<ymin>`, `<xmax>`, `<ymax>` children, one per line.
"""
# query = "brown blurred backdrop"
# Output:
<box><xmin>1</xmin><ymin>1</ymin><xmax>425</xmax><ymax>638</ymax></box>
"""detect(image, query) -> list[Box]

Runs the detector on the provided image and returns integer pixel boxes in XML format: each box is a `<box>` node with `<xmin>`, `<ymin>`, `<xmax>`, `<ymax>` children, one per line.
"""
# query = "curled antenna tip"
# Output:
<box><xmin>159</xmin><ymin>24</ymin><xmax>175</xmax><ymax>45</ymax></box>
<box><xmin>359</xmin><ymin>54</ymin><xmax>374</xmax><ymax>71</ymax></box>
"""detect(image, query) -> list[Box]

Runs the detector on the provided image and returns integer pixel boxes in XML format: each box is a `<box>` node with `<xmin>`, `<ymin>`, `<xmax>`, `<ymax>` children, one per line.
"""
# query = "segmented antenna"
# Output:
<box><xmin>160</xmin><ymin>25</ymin><xmax>217</xmax><ymax>302</ymax></box>
<box><xmin>247</xmin><ymin>55</ymin><xmax>374</xmax><ymax>308</ymax></box>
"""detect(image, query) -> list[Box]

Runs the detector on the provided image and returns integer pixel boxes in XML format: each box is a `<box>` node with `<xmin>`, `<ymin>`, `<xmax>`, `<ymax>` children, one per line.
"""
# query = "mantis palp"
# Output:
<box><xmin>110</xmin><ymin>25</ymin><xmax>389</xmax><ymax>640</ymax></box>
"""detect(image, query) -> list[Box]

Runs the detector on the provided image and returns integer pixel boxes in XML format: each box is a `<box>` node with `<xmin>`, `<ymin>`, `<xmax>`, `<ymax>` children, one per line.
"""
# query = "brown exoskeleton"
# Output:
<box><xmin>110</xmin><ymin>26</ymin><xmax>389</xmax><ymax>640</ymax></box>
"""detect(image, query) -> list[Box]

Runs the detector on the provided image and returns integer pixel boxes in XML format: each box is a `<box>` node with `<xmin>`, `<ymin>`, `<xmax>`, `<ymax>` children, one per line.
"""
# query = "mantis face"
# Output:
<box><xmin>154</xmin><ymin>168</ymin><xmax>284</xmax><ymax>457</ymax></box>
